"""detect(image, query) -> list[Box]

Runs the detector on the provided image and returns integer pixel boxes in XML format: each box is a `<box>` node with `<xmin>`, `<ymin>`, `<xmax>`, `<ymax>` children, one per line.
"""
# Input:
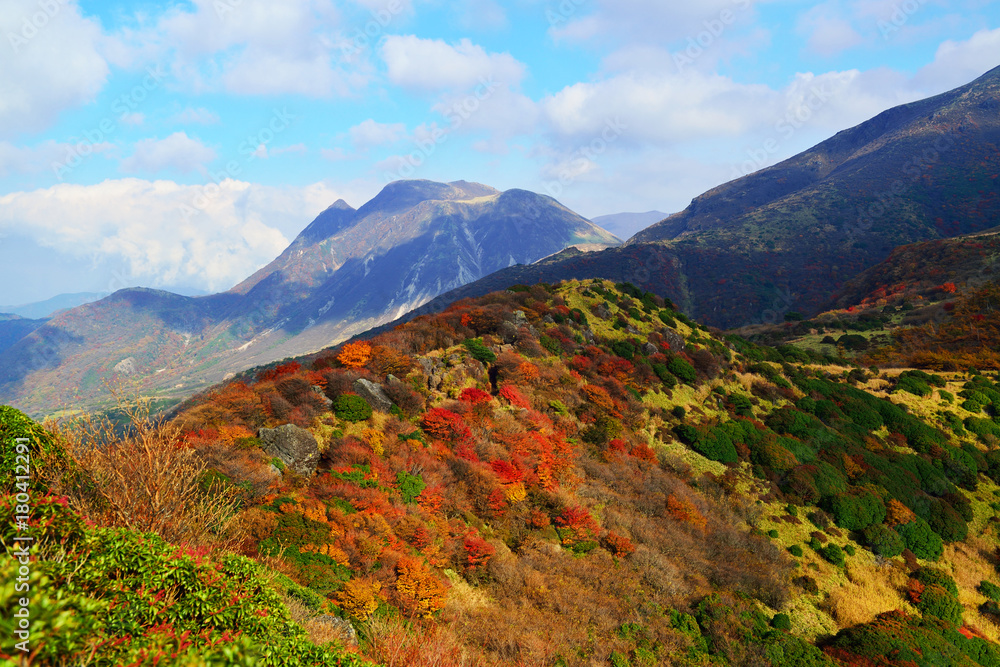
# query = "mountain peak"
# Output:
<box><xmin>326</xmin><ymin>198</ymin><xmax>355</xmax><ymax>212</ymax></box>
<box><xmin>357</xmin><ymin>180</ymin><xmax>501</xmax><ymax>218</ymax></box>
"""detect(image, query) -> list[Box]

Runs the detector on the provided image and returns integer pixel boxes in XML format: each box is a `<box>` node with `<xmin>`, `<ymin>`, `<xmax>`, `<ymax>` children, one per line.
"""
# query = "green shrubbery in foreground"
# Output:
<box><xmin>0</xmin><ymin>408</ymin><xmax>369</xmax><ymax>666</ymax></box>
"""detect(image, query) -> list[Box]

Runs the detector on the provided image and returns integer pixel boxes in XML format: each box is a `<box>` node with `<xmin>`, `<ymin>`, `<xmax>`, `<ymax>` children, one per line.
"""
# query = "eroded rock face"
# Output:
<box><xmin>258</xmin><ymin>424</ymin><xmax>320</xmax><ymax>476</ymax></box>
<box><xmin>352</xmin><ymin>378</ymin><xmax>394</xmax><ymax>412</ymax></box>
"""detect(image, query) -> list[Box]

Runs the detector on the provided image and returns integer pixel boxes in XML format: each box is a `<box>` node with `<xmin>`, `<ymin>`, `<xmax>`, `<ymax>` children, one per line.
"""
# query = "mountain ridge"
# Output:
<box><xmin>0</xmin><ymin>180</ymin><xmax>620</xmax><ymax>416</ymax></box>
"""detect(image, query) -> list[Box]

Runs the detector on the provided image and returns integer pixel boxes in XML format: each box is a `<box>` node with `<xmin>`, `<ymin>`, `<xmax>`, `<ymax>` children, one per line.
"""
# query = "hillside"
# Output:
<box><xmin>0</xmin><ymin>180</ymin><xmax>619</xmax><ymax>418</ymax></box>
<box><xmin>394</xmin><ymin>66</ymin><xmax>1000</xmax><ymax>330</ymax></box>
<box><xmin>88</xmin><ymin>278</ymin><xmax>1000</xmax><ymax>666</ymax></box>
<box><xmin>729</xmin><ymin>229</ymin><xmax>1000</xmax><ymax>371</ymax></box>
<box><xmin>0</xmin><ymin>313</ymin><xmax>45</xmax><ymax>355</ymax></box>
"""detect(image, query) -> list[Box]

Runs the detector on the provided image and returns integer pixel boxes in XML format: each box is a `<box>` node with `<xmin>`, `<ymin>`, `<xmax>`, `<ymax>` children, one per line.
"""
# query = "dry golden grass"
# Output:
<box><xmin>943</xmin><ymin>538</ymin><xmax>1000</xmax><ymax>642</ymax></box>
<box><xmin>45</xmin><ymin>383</ymin><xmax>245</xmax><ymax>550</ymax></box>
<box><xmin>822</xmin><ymin>556</ymin><xmax>915</xmax><ymax>628</ymax></box>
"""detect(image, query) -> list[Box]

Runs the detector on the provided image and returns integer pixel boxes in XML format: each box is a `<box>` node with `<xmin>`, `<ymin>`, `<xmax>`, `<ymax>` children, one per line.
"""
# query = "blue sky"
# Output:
<box><xmin>1</xmin><ymin>0</ymin><xmax>999</xmax><ymax>305</ymax></box>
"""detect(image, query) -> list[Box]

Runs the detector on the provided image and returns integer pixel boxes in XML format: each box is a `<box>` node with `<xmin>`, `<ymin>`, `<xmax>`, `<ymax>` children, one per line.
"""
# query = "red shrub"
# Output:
<box><xmin>463</xmin><ymin>533</ymin><xmax>496</xmax><ymax>570</ymax></box>
<box><xmin>421</xmin><ymin>408</ymin><xmax>472</xmax><ymax>442</ymax></box>
<box><xmin>459</xmin><ymin>388</ymin><xmax>492</xmax><ymax>406</ymax></box>
<box><xmin>490</xmin><ymin>459</ymin><xmax>524</xmax><ymax>484</ymax></box>
<box><xmin>603</xmin><ymin>531</ymin><xmax>636</xmax><ymax>558</ymax></box>
<box><xmin>498</xmin><ymin>385</ymin><xmax>531</xmax><ymax>410</ymax></box>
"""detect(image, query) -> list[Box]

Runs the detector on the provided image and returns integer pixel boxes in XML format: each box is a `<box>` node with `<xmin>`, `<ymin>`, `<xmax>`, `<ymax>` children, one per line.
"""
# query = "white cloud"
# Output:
<box><xmin>108</xmin><ymin>0</ymin><xmax>358</xmax><ymax>98</ymax></box>
<box><xmin>541</xmin><ymin>71</ymin><xmax>776</xmax><ymax>146</ymax></box>
<box><xmin>0</xmin><ymin>0</ymin><xmax>109</xmax><ymax>139</ymax></box>
<box><xmin>348</xmin><ymin>119</ymin><xmax>407</xmax><ymax>149</ymax></box>
<box><xmin>380</xmin><ymin>35</ymin><xmax>526</xmax><ymax>92</ymax></box>
<box><xmin>0</xmin><ymin>140</ymin><xmax>113</xmax><ymax>177</ymax></box>
<box><xmin>173</xmin><ymin>106</ymin><xmax>220</xmax><ymax>124</ymax></box>
<box><xmin>914</xmin><ymin>27</ymin><xmax>1000</xmax><ymax>90</ymax></box>
<box><xmin>550</xmin><ymin>0</ymin><xmax>763</xmax><ymax>46</ymax></box>
<box><xmin>0</xmin><ymin>178</ymin><xmax>352</xmax><ymax>293</ymax></box>
<box><xmin>121</xmin><ymin>132</ymin><xmax>216</xmax><ymax>174</ymax></box>
<box><xmin>796</xmin><ymin>3</ymin><xmax>863</xmax><ymax>56</ymax></box>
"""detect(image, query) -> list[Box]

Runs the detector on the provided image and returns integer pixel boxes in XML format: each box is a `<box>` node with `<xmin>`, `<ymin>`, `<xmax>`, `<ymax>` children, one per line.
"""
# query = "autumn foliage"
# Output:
<box><xmin>337</xmin><ymin>341</ymin><xmax>372</xmax><ymax>369</ymax></box>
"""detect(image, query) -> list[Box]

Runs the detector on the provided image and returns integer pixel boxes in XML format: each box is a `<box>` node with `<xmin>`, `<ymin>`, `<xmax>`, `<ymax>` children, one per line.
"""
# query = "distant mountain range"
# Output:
<box><xmin>590</xmin><ymin>211</ymin><xmax>667</xmax><ymax>240</ymax></box>
<box><xmin>0</xmin><ymin>180</ymin><xmax>619</xmax><ymax>416</ymax></box>
<box><xmin>0</xmin><ymin>292</ymin><xmax>107</xmax><ymax>320</ymax></box>
<box><xmin>386</xmin><ymin>64</ymin><xmax>1000</xmax><ymax>331</ymax></box>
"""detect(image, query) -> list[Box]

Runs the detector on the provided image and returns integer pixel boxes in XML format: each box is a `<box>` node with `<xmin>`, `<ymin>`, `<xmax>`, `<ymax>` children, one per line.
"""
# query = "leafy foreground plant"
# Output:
<box><xmin>0</xmin><ymin>409</ymin><xmax>371</xmax><ymax>667</ymax></box>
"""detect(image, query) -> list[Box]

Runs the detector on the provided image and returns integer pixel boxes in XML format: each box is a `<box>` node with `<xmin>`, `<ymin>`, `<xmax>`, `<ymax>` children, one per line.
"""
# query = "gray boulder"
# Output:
<box><xmin>642</xmin><ymin>342</ymin><xmax>659</xmax><ymax>356</ymax></box>
<box><xmin>352</xmin><ymin>378</ymin><xmax>394</xmax><ymax>412</ymax></box>
<box><xmin>258</xmin><ymin>424</ymin><xmax>320</xmax><ymax>476</ymax></box>
<box><xmin>499</xmin><ymin>321</ymin><xmax>519</xmax><ymax>344</ymax></box>
<box><xmin>662</xmin><ymin>328</ymin><xmax>686</xmax><ymax>351</ymax></box>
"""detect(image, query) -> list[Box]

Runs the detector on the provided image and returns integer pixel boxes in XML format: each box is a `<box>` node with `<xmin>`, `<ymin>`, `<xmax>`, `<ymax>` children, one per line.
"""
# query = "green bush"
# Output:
<box><xmin>771</xmin><ymin>613</ymin><xmax>792</xmax><ymax>631</ymax></box>
<box><xmin>667</xmin><ymin>357</ymin><xmax>697</xmax><ymax>384</ymax></box>
<box><xmin>917</xmin><ymin>585</ymin><xmax>963</xmax><ymax>626</ymax></box>
<box><xmin>396</xmin><ymin>470</ymin><xmax>426</xmax><ymax>504</ymax></box>
<box><xmin>828</xmin><ymin>490</ymin><xmax>886</xmax><ymax>531</ymax></box>
<box><xmin>966</xmin><ymin>417</ymin><xmax>1000</xmax><ymax>441</ymax></box>
<box><xmin>963</xmin><ymin>399</ymin><xmax>985</xmax><ymax>414</ymax></box>
<box><xmin>658</xmin><ymin>310</ymin><xmax>677</xmax><ymax>328</ymax></box>
<box><xmin>979</xmin><ymin>581</ymin><xmax>1000</xmax><ymax>603</ymax></box>
<box><xmin>539</xmin><ymin>335</ymin><xmax>563</xmax><ymax>356</ymax></box>
<box><xmin>897</xmin><ymin>375</ymin><xmax>932</xmax><ymax>397</ymax></box>
<box><xmin>610</xmin><ymin>340</ymin><xmax>636</xmax><ymax>360</ymax></box>
<box><xmin>462</xmin><ymin>337</ymin><xmax>497</xmax><ymax>364</ymax></box>
<box><xmin>334</xmin><ymin>394</ymin><xmax>372</xmax><ymax>422</ymax></box>
<box><xmin>914</xmin><ymin>568</ymin><xmax>958</xmax><ymax>597</ymax></box>
<box><xmin>788</xmin><ymin>545</ymin><xmax>803</xmax><ymax>557</ymax></box>
<box><xmin>0</xmin><ymin>495</ymin><xmax>369</xmax><ymax>666</ymax></box>
<box><xmin>896</xmin><ymin>518</ymin><xmax>943</xmax><ymax>561</ymax></box>
<box><xmin>820</xmin><ymin>544</ymin><xmax>845</xmax><ymax>566</ymax></box>
<box><xmin>672</xmin><ymin>405</ymin><xmax>686</xmax><ymax>420</ymax></box>
<box><xmin>863</xmin><ymin>524</ymin><xmax>905</xmax><ymax>557</ymax></box>
<box><xmin>692</xmin><ymin>426</ymin><xmax>739</xmax><ymax>464</ymax></box>
<box><xmin>651</xmin><ymin>363</ymin><xmax>678</xmax><ymax>388</ymax></box>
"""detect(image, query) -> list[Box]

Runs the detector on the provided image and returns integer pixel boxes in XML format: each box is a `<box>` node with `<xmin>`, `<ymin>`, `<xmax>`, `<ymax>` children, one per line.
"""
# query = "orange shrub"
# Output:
<box><xmin>395</xmin><ymin>557</ymin><xmax>447</xmax><ymax>619</ymax></box>
<box><xmin>368</xmin><ymin>345</ymin><xmax>412</xmax><ymax>376</ymax></box>
<box><xmin>338</xmin><ymin>341</ymin><xmax>372</xmax><ymax>369</ymax></box>
<box><xmin>666</xmin><ymin>494</ymin><xmax>707</xmax><ymax>530</ymax></box>
<box><xmin>337</xmin><ymin>577</ymin><xmax>382</xmax><ymax>619</ymax></box>
<box><xmin>603</xmin><ymin>531</ymin><xmax>636</xmax><ymax>558</ymax></box>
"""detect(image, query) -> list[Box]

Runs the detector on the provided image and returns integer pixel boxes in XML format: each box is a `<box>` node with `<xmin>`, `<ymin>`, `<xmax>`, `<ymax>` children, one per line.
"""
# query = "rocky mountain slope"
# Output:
<box><xmin>393</xmin><ymin>66</ymin><xmax>1000</xmax><ymax>330</ymax></box>
<box><xmin>0</xmin><ymin>181</ymin><xmax>619</xmax><ymax>417</ymax></box>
